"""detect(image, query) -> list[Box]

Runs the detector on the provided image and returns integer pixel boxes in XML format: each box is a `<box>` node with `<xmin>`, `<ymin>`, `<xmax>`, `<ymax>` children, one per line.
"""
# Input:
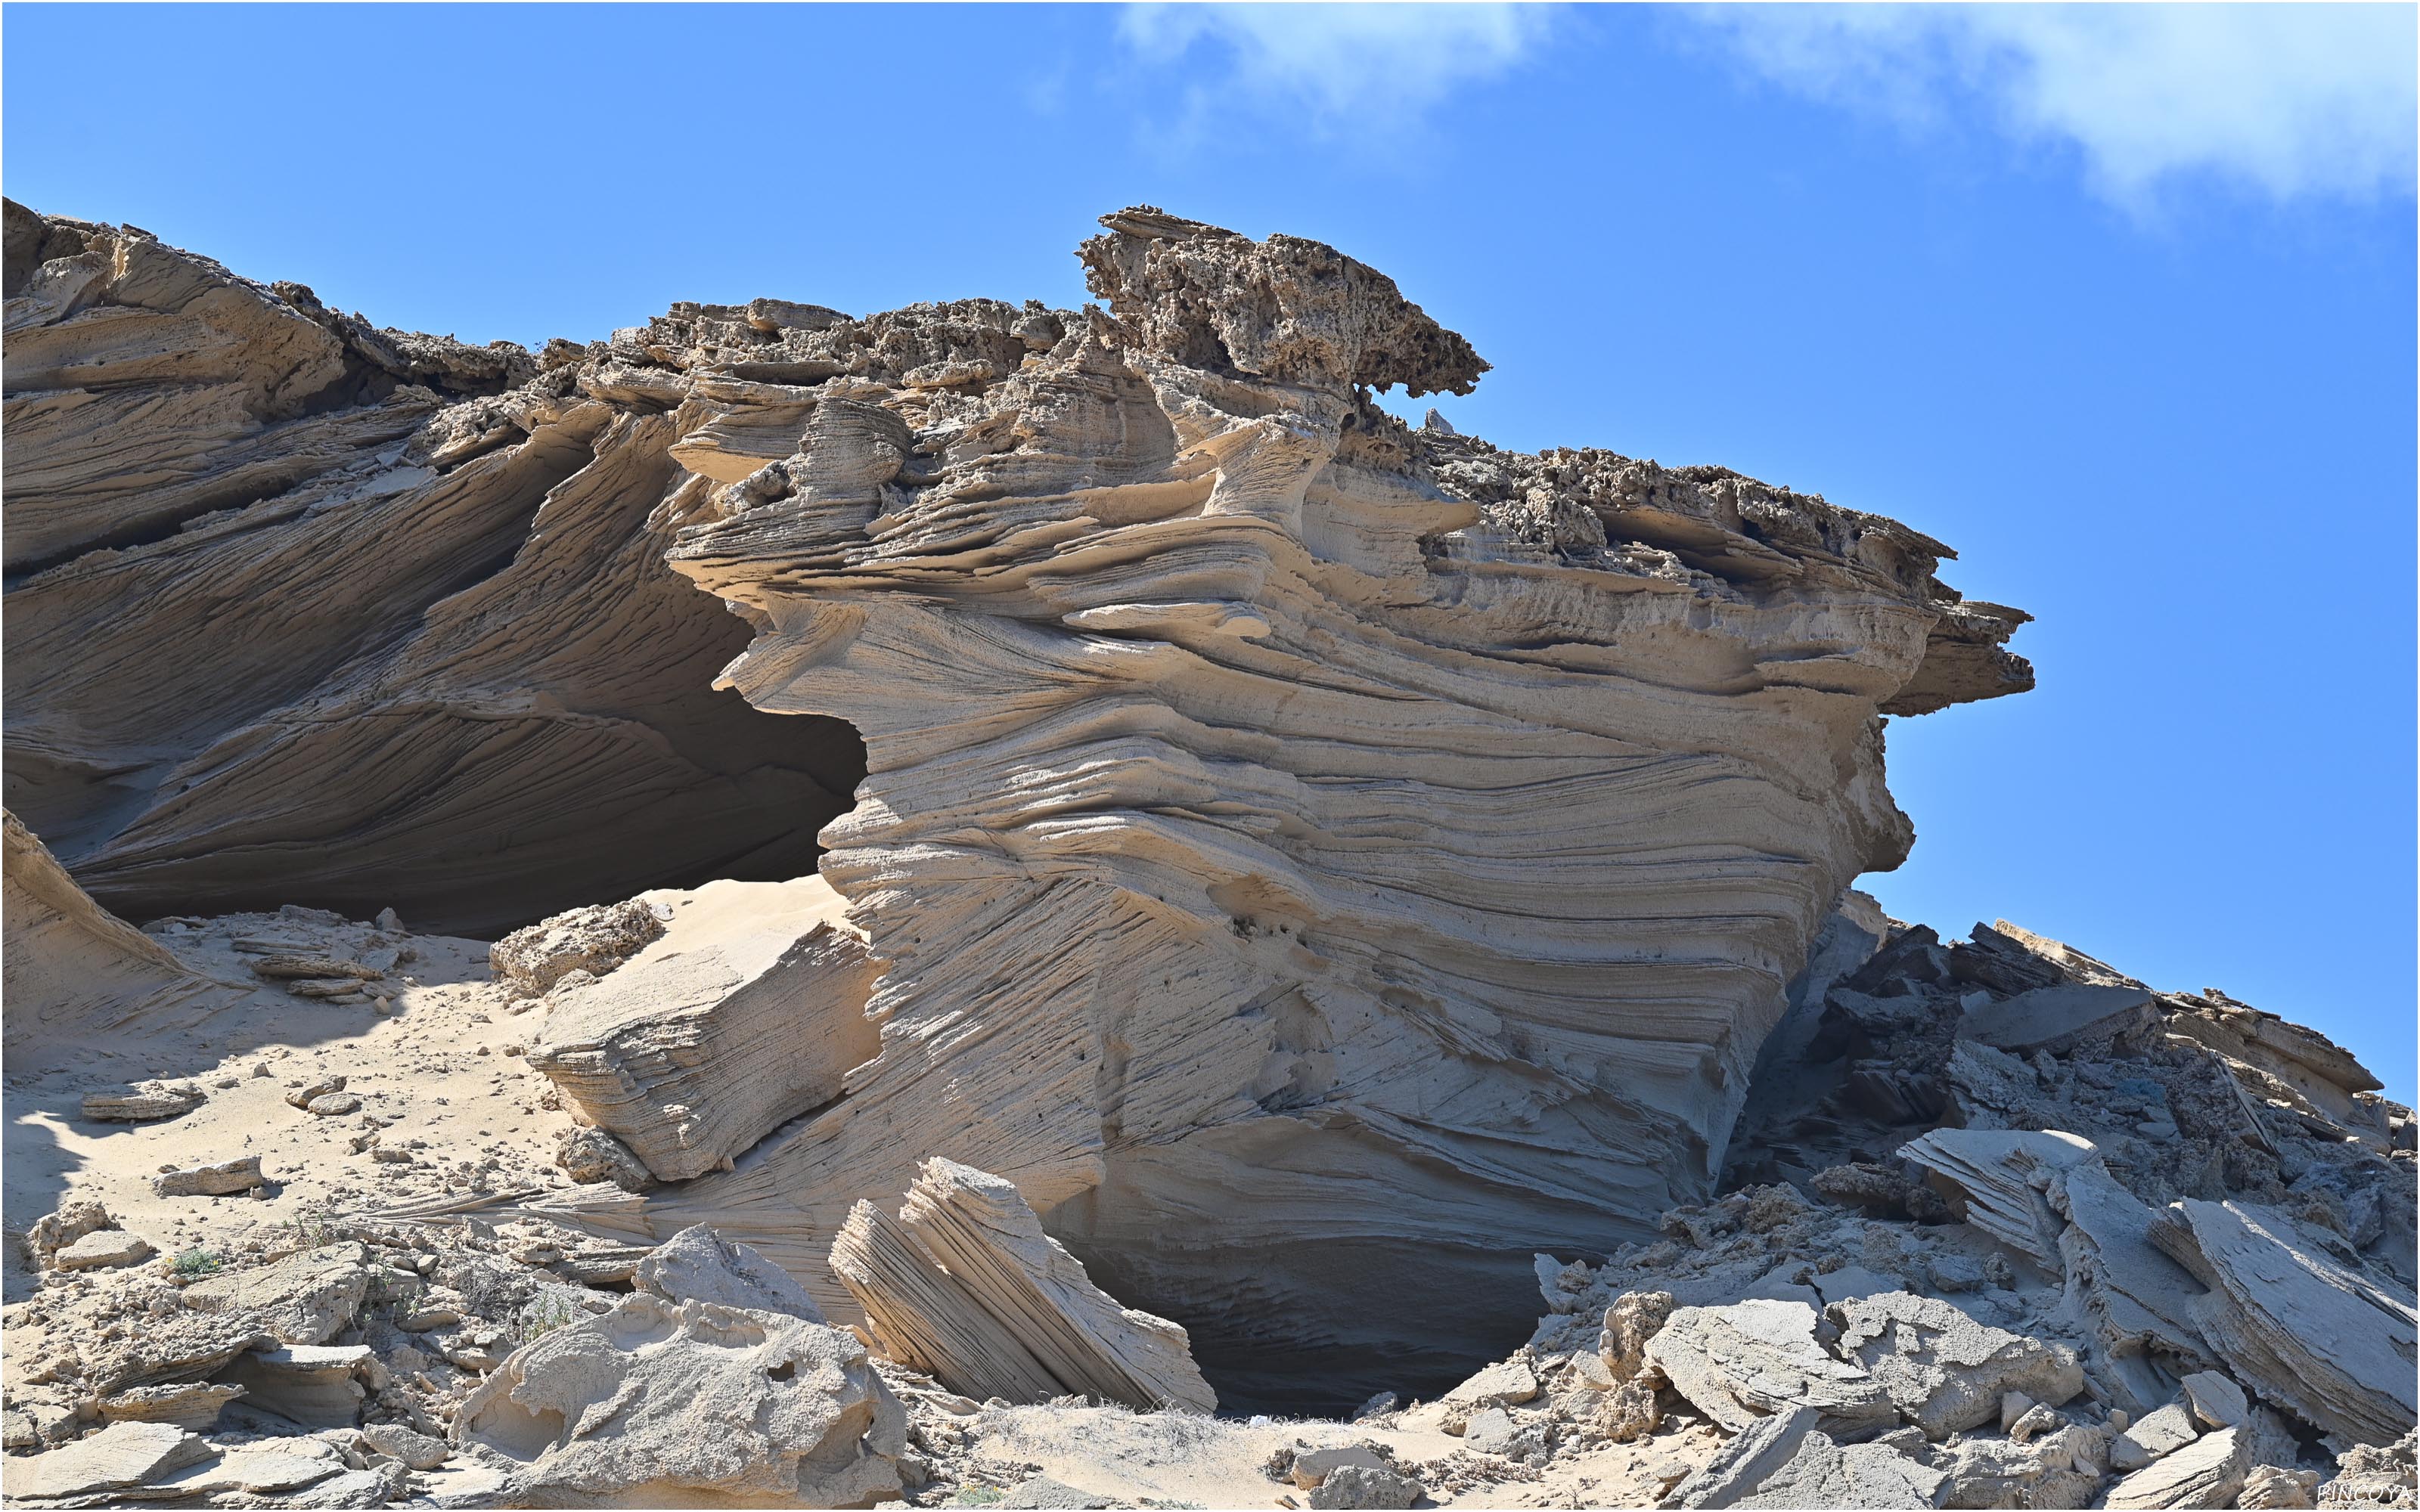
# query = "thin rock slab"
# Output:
<box><xmin>1661</xmin><ymin>1403</ymin><xmax>1820</xmax><ymax>1509</ymax></box>
<box><xmin>79</xmin><ymin>1082</ymin><xmax>205</xmax><ymax>1123</ymax></box>
<box><xmin>181</xmin><ymin>1243</ymin><xmax>380</xmax><ymax>1345</ymax></box>
<box><xmin>2149</xmin><ymin>1198</ymin><xmax>2417</xmax><ymax>1446</ymax></box>
<box><xmin>0</xmin><ymin>1421</ymin><xmax>213</xmax><ymax>1500</ymax></box>
<box><xmin>95</xmin><ymin>1383</ymin><xmax>245</xmax><ymax>1432</ymax></box>
<box><xmin>1897</xmin><ymin>1128</ymin><xmax>2096</xmax><ymax>1271</ymax></box>
<box><xmin>1644</xmin><ymin>1298</ymin><xmax>1894</xmax><ymax>1436</ymax></box>
<box><xmin>2105</xmin><ymin>1425</ymin><xmax>2249</xmax><ymax>1509</ymax></box>
<box><xmin>452</xmin><ymin>1292</ymin><xmax>907</xmax><ymax>1508</ymax></box>
<box><xmin>830</xmin><ymin>1158</ymin><xmax>1217</xmax><ymax>1414</ymax></box>
<box><xmin>1831</xmin><ymin>1291</ymin><xmax>2083</xmax><ymax>1440</ymax></box>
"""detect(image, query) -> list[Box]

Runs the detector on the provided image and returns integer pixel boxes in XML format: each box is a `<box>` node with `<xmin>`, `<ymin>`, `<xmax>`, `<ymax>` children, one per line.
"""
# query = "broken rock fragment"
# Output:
<box><xmin>633</xmin><ymin>1223</ymin><xmax>824</xmax><ymax>1320</ymax></box>
<box><xmin>2105</xmin><ymin>1424</ymin><xmax>2249</xmax><ymax>1509</ymax></box>
<box><xmin>153</xmin><ymin>1155</ymin><xmax>262</xmax><ymax>1197</ymax></box>
<box><xmin>453</xmin><ymin>1291</ymin><xmax>907</xmax><ymax>1507</ymax></box>
<box><xmin>53</xmin><ymin>1228</ymin><xmax>154</xmax><ymax>1270</ymax></box>
<box><xmin>491</xmin><ymin>896</ymin><xmax>666</xmax><ymax>996</ymax></box>
<box><xmin>829</xmin><ymin>1157</ymin><xmax>1216</xmax><ymax>1414</ymax></box>
<box><xmin>1831</xmin><ymin>1290</ymin><xmax>2083</xmax><ymax>1439</ymax></box>
<box><xmin>529</xmin><ymin>876</ymin><xmax>880</xmax><ymax>1181</ymax></box>
<box><xmin>0</xmin><ymin>1420</ymin><xmax>213</xmax><ymax>1501</ymax></box>
<box><xmin>1645</xmin><ymin>1298</ymin><xmax>1894</xmax><ymax>1436</ymax></box>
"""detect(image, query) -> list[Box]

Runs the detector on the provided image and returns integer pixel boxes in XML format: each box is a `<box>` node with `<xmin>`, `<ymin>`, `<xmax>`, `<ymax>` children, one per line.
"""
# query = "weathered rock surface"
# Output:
<box><xmin>452</xmin><ymin>1291</ymin><xmax>907</xmax><ymax>1507</ymax></box>
<box><xmin>2</xmin><ymin>810</ymin><xmax>245</xmax><ymax>1062</ymax></box>
<box><xmin>1736</xmin><ymin>1430</ymin><xmax>1949</xmax><ymax>1508</ymax></box>
<box><xmin>0</xmin><ymin>1420</ymin><xmax>210</xmax><ymax>1501</ymax></box>
<box><xmin>181</xmin><ymin>1242</ymin><xmax>383</xmax><ymax>1344</ymax></box>
<box><xmin>488</xmin><ymin>205</ymin><xmax>2038</xmax><ymax>1402</ymax></box>
<box><xmin>2105</xmin><ymin>1424</ymin><xmax>2249</xmax><ymax>1509</ymax></box>
<box><xmin>3</xmin><ymin>200</ymin><xmax>864</xmax><ymax>936</ymax></box>
<box><xmin>830</xmin><ymin>1158</ymin><xmax>1216</xmax><ymax>1414</ymax></box>
<box><xmin>1833</xmin><ymin>1290</ymin><xmax>2084</xmax><ymax>1439</ymax></box>
<box><xmin>1645</xmin><ymin>1298</ymin><xmax>1893</xmax><ymax>1435</ymax></box>
<box><xmin>632</xmin><ymin>1222</ymin><xmax>824</xmax><ymax>1320</ymax></box>
<box><xmin>527</xmin><ymin>875</ymin><xmax>881</xmax><ymax>1180</ymax></box>
<box><xmin>2149</xmin><ymin>1198</ymin><xmax>2417</xmax><ymax>1446</ymax></box>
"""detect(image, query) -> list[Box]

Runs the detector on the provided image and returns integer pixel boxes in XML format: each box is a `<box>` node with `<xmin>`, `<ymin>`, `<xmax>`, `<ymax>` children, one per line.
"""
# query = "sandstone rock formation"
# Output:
<box><xmin>830</xmin><ymin>1159</ymin><xmax>1217</xmax><ymax>1414</ymax></box>
<box><xmin>473</xmin><ymin>205</ymin><xmax>2032</xmax><ymax>1401</ymax></box>
<box><xmin>2</xmin><ymin>809</ymin><xmax>247</xmax><ymax>1062</ymax></box>
<box><xmin>2</xmin><ymin>200</ymin><xmax>863</xmax><ymax>936</ymax></box>
<box><xmin>526</xmin><ymin>875</ymin><xmax>880</xmax><ymax>1181</ymax></box>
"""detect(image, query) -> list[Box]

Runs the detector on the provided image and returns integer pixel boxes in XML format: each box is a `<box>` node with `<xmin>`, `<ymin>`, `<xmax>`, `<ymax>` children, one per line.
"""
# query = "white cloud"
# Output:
<box><xmin>1116</xmin><ymin>3</ymin><xmax>1556</xmax><ymax>132</ymax></box>
<box><xmin>1696</xmin><ymin>5</ymin><xmax>2417</xmax><ymax>204</ymax></box>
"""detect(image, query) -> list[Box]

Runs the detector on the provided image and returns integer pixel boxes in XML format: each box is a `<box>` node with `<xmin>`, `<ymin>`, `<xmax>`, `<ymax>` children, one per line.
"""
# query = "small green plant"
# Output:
<box><xmin>949</xmin><ymin>1489</ymin><xmax>1005</xmax><ymax>1508</ymax></box>
<box><xmin>519</xmin><ymin>1294</ymin><xmax>580</xmax><ymax>1344</ymax></box>
<box><xmin>170</xmin><ymin>1248</ymin><xmax>224</xmax><ymax>1279</ymax></box>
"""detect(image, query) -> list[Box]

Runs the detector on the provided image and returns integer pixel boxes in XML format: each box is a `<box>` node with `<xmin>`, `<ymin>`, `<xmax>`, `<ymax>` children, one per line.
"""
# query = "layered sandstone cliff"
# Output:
<box><xmin>3</xmin><ymin>202</ymin><xmax>2031</xmax><ymax>1403</ymax></box>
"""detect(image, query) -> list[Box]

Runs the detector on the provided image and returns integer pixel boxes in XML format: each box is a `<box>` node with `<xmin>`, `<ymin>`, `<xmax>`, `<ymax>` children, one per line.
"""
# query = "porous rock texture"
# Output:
<box><xmin>2</xmin><ymin>198</ymin><xmax>863</xmax><ymax>937</ymax></box>
<box><xmin>487</xmin><ymin>204</ymin><xmax>2034</xmax><ymax>1403</ymax></box>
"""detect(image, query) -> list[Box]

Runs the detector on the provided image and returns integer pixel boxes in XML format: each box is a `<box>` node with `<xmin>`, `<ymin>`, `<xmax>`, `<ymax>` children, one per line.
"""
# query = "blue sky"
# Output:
<box><xmin>7</xmin><ymin>4</ymin><xmax>2414</xmax><ymax>1098</ymax></box>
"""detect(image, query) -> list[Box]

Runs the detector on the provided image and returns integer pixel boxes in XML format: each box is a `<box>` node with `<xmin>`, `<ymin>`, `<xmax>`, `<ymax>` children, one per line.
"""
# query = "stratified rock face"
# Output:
<box><xmin>8</xmin><ymin>200</ymin><xmax>2034</xmax><ymax>1408</ymax></box>
<box><xmin>2</xmin><ymin>200</ymin><xmax>864</xmax><ymax>935</ymax></box>
<box><xmin>1</xmin><ymin>808</ymin><xmax>244</xmax><ymax>1061</ymax></box>
<box><xmin>595</xmin><ymin>206</ymin><xmax>2030</xmax><ymax>1403</ymax></box>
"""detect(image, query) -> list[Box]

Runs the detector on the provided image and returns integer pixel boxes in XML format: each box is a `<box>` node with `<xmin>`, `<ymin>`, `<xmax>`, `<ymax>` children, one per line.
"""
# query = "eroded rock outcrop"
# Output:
<box><xmin>3</xmin><ymin>200</ymin><xmax>863</xmax><ymax>935</ymax></box>
<box><xmin>494</xmin><ymin>206</ymin><xmax>2037</xmax><ymax>1403</ymax></box>
<box><xmin>2</xmin><ymin>809</ymin><xmax>248</xmax><ymax>1061</ymax></box>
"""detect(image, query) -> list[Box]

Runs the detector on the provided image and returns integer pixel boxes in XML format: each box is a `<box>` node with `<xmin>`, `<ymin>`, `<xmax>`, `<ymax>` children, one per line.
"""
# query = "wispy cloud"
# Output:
<box><xmin>1116</xmin><ymin>3</ymin><xmax>1556</xmax><ymax>137</ymax></box>
<box><xmin>1695</xmin><ymin>4</ymin><xmax>2418</xmax><ymax>206</ymax></box>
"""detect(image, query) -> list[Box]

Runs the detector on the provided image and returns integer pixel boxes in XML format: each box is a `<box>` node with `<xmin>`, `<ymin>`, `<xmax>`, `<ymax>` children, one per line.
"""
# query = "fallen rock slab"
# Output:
<box><xmin>830</xmin><ymin>1157</ymin><xmax>1217</xmax><ymax>1414</ymax></box>
<box><xmin>529</xmin><ymin>876</ymin><xmax>881</xmax><ymax>1181</ymax></box>
<box><xmin>53</xmin><ymin>1228</ymin><xmax>154</xmax><ymax>1270</ymax></box>
<box><xmin>1646</xmin><ymin>1298</ymin><xmax>1894</xmax><ymax>1436</ymax></box>
<box><xmin>2149</xmin><ymin>1199</ymin><xmax>2417</xmax><ymax>1445</ymax></box>
<box><xmin>491</xmin><ymin>896</ymin><xmax>666</xmax><ymax>996</ymax></box>
<box><xmin>1897</xmin><ymin>1127</ymin><xmax>2096</xmax><ymax>1271</ymax></box>
<box><xmin>215</xmin><ymin>1344</ymin><xmax>377</xmax><ymax>1430</ymax></box>
<box><xmin>453</xmin><ymin>1292</ymin><xmax>906</xmax><ymax>1507</ymax></box>
<box><xmin>181</xmin><ymin>1243</ymin><xmax>379</xmax><ymax>1344</ymax></box>
<box><xmin>1661</xmin><ymin>1402</ymin><xmax>1819</xmax><ymax>1508</ymax></box>
<box><xmin>0</xmin><ymin>1420</ymin><xmax>213</xmax><ymax>1500</ymax></box>
<box><xmin>79</xmin><ymin>1082</ymin><xmax>204</xmax><ymax>1123</ymax></box>
<box><xmin>2106</xmin><ymin>1424</ymin><xmax>2248</xmax><ymax>1509</ymax></box>
<box><xmin>152</xmin><ymin>1156</ymin><xmax>262</xmax><ymax>1198</ymax></box>
<box><xmin>1832</xmin><ymin>1290</ymin><xmax>2083</xmax><ymax>1439</ymax></box>
<box><xmin>633</xmin><ymin>1222</ymin><xmax>824</xmax><ymax>1320</ymax></box>
<box><xmin>1737</xmin><ymin>1430</ymin><xmax>1948</xmax><ymax>1509</ymax></box>
<box><xmin>1957</xmin><ymin>983</ymin><xmax>2154</xmax><ymax>1055</ymax></box>
<box><xmin>95</xmin><ymin>1382</ymin><xmax>245</xmax><ymax>1432</ymax></box>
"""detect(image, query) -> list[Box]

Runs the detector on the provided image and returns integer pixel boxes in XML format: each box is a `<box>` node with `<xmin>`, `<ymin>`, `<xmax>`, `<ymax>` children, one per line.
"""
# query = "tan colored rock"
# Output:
<box><xmin>2</xmin><ymin>811</ymin><xmax>244</xmax><ymax>1064</ymax></box>
<box><xmin>182</xmin><ymin>1243</ymin><xmax>378</xmax><ymax>1344</ymax></box>
<box><xmin>528</xmin><ymin>876</ymin><xmax>880</xmax><ymax>1181</ymax></box>
<box><xmin>0</xmin><ymin>1420</ymin><xmax>212</xmax><ymax>1501</ymax></box>
<box><xmin>214</xmin><ymin>1345</ymin><xmax>377</xmax><ymax>1430</ymax></box>
<box><xmin>95</xmin><ymin>1382</ymin><xmax>245</xmax><ymax>1431</ymax></box>
<box><xmin>54</xmin><ymin>1228</ymin><xmax>154</xmax><ymax>1270</ymax></box>
<box><xmin>453</xmin><ymin>1292</ymin><xmax>905</xmax><ymax>1506</ymax></box>
<box><xmin>25</xmin><ymin>1198</ymin><xmax>112</xmax><ymax>1266</ymax></box>
<box><xmin>79</xmin><ymin>1080</ymin><xmax>205</xmax><ymax>1122</ymax></box>
<box><xmin>830</xmin><ymin>1157</ymin><xmax>1215</xmax><ymax>1414</ymax></box>
<box><xmin>1600</xmin><ymin>1289</ymin><xmax>1676</xmax><ymax>1383</ymax></box>
<box><xmin>491</xmin><ymin>897</ymin><xmax>666</xmax><ymax>996</ymax></box>
<box><xmin>2239</xmin><ymin>1464</ymin><xmax>2319</xmax><ymax>1509</ymax></box>
<box><xmin>152</xmin><ymin>1155</ymin><xmax>262</xmax><ymax>1197</ymax></box>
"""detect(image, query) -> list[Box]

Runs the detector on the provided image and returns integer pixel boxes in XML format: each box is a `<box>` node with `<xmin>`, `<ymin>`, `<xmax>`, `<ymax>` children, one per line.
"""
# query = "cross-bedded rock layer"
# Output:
<box><xmin>3</xmin><ymin>202</ymin><xmax>2032</xmax><ymax>1406</ymax></box>
<box><xmin>598</xmin><ymin>208</ymin><xmax>2027</xmax><ymax>1402</ymax></box>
